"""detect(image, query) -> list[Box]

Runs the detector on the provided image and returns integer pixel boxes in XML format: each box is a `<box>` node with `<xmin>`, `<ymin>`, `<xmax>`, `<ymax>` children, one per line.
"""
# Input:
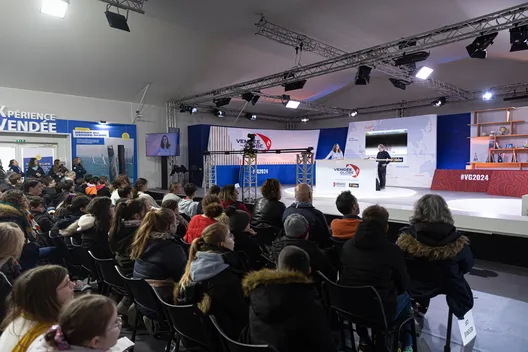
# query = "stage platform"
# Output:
<box><xmin>282</xmin><ymin>186</ymin><xmax>528</xmax><ymax>238</ymax></box>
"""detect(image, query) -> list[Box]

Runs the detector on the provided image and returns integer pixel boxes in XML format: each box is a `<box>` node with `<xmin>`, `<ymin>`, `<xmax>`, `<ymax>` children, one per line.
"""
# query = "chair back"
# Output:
<box><xmin>210</xmin><ymin>315</ymin><xmax>278</xmax><ymax>352</ymax></box>
<box><xmin>252</xmin><ymin>226</ymin><xmax>278</xmax><ymax>246</ymax></box>
<box><xmin>317</xmin><ymin>271</ymin><xmax>388</xmax><ymax>330</ymax></box>
<box><xmin>260</xmin><ymin>253</ymin><xmax>276</xmax><ymax>269</ymax></box>
<box><xmin>114</xmin><ymin>266</ymin><xmax>166</xmax><ymax>322</ymax></box>
<box><xmin>88</xmin><ymin>252</ymin><xmax>126</xmax><ymax>293</ymax></box>
<box><xmin>0</xmin><ymin>272</ymin><xmax>12</xmax><ymax>323</ymax></box>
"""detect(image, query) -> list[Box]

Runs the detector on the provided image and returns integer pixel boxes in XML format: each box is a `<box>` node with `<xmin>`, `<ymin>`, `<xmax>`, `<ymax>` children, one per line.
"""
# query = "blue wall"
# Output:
<box><xmin>316</xmin><ymin>127</ymin><xmax>349</xmax><ymax>159</ymax></box>
<box><xmin>437</xmin><ymin>113</ymin><xmax>471</xmax><ymax>170</ymax></box>
<box><xmin>188</xmin><ymin>125</ymin><xmax>211</xmax><ymax>185</ymax></box>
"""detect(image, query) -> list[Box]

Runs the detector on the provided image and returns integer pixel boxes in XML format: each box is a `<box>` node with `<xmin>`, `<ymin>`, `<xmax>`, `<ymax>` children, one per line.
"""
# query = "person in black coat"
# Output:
<box><xmin>252</xmin><ymin>178</ymin><xmax>286</xmax><ymax>229</ymax></box>
<box><xmin>75</xmin><ymin>197</ymin><xmax>113</xmax><ymax>259</ymax></box>
<box><xmin>8</xmin><ymin>159</ymin><xmax>24</xmax><ymax>176</ymax></box>
<box><xmin>375</xmin><ymin>144</ymin><xmax>391</xmax><ymax>189</ymax></box>
<box><xmin>48</xmin><ymin>159</ymin><xmax>68</xmax><ymax>183</ymax></box>
<box><xmin>271</xmin><ymin>213</ymin><xmax>337</xmax><ymax>281</ymax></box>
<box><xmin>175</xmin><ymin>222</ymin><xmax>248</xmax><ymax>340</ymax></box>
<box><xmin>25</xmin><ymin>158</ymin><xmax>45</xmax><ymax>179</ymax></box>
<box><xmin>396</xmin><ymin>194</ymin><xmax>474</xmax><ymax>319</ymax></box>
<box><xmin>243</xmin><ymin>245</ymin><xmax>336</xmax><ymax>352</ymax></box>
<box><xmin>28</xmin><ymin>196</ymin><xmax>56</xmax><ymax>235</ymax></box>
<box><xmin>282</xmin><ymin>184</ymin><xmax>332</xmax><ymax>248</ymax></box>
<box><xmin>72</xmin><ymin>157</ymin><xmax>87</xmax><ymax>180</ymax></box>
<box><xmin>226</xmin><ymin>206</ymin><xmax>263</xmax><ymax>270</ymax></box>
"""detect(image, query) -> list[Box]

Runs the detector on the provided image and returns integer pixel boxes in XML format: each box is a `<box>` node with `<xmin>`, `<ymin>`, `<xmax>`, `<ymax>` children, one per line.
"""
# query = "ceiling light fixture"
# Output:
<box><xmin>393</xmin><ymin>51</ymin><xmax>430</xmax><ymax>66</ymax></box>
<box><xmin>282</xmin><ymin>72</ymin><xmax>307</xmax><ymax>92</ymax></box>
<box><xmin>389</xmin><ymin>78</ymin><xmax>410</xmax><ymax>90</ymax></box>
<box><xmin>105</xmin><ymin>10</ymin><xmax>130</xmax><ymax>32</ymax></box>
<box><xmin>482</xmin><ymin>91</ymin><xmax>493</xmax><ymax>101</ymax></box>
<box><xmin>213</xmin><ymin>98</ymin><xmax>231</xmax><ymax>108</ymax></box>
<box><xmin>415</xmin><ymin>66</ymin><xmax>434</xmax><ymax>80</ymax></box>
<box><xmin>466</xmin><ymin>32</ymin><xmax>498</xmax><ymax>59</ymax></box>
<box><xmin>241</xmin><ymin>93</ymin><xmax>260</xmax><ymax>106</ymax></box>
<box><xmin>355</xmin><ymin>66</ymin><xmax>372</xmax><ymax>85</ymax></box>
<box><xmin>41</xmin><ymin>0</ymin><xmax>69</xmax><ymax>18</ymax></box>
<box><xmin>431</xmin><ymin>97</ymin><xmax>446</xmax><ymax>107</ymax></box>
<box><xmin>286</xmin><ymin>100</ymin><xmax>301</xmax><ymax>109</ymax></box>
<box><xmin>510</xmin><ymin>25</ymin><xmax>528</xmax><ymax>52</ymax></box>
<box><xmin>179</xmin><ymin>105</ymin><xmax>198</xmax><ymax>115</ymax></box>
<box><xmin>212</xmin><ymin>108</ymin><xmax>224</xmax><ymax>117</ymax></box>
<box><xmin>349</xmin><ymin>110</ymin><xmax>358</xmax><ymax>117</ymax></box>
<box><xmin>245</xmin><ymin>113</ymin><xmax>257</xmax><ymax>121</ymax></box>
<box><xmin>301</xmin><ymin>118</ymin><xmax>309</xmax><ymax>123</ymax></box>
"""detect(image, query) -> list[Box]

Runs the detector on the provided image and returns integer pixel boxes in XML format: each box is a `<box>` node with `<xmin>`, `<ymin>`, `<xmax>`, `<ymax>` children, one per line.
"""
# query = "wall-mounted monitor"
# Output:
<box><xmin>365</xmin><ymin>129</ymin><xmax>408</xmax><ymax>156</ymax></box>
<box><xmin>145</xmin><ymin>132</ymin><xmax>179</xmax><ymax>157</ymax></box>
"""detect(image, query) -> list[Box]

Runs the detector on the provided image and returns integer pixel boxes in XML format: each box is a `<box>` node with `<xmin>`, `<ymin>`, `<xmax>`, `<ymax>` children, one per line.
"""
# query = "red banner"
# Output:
<box><xmin>431</xmin><ymin>170</ymin><xmax>492</xmax><ymax>193</ymax></box>
<box><xmin>487</xmin><ymin>171</ymin><xmax>528</xmax><ymax>198</ymax></box>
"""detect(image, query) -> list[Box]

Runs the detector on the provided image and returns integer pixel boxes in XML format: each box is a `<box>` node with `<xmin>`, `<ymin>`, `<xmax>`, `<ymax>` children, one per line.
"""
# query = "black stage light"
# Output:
<box><xmin>510</xmin><ymin>26</ymin><xmax>528</xmax><ymax>52</ymax></box>
<box><xmin>431</xmin><ymin>97</ymin><xmax>447</xmax><ymax>107</ymax></box>
<box><xmin>355</xmin><ymin>66</ymin><xmax>372</xmax><ymax>85</ymax></box>
<box><xmin>241</xmin><ymin>93</ymin><xmax>261</xmax><ymax>106</ymax></box>
<box><xmin>283</xmin><ymin>80</ymin><xmax>307</xmax><ymax>92</ymax></box>
<box><xmin>389</xmin><ymin>78</ymin><xmax>410</xmax><ymax>90</ymax></box>
<box><xmin>179</xmin><ymin>105</ymin><xmax>197</xmax><ymax>115</ymax></box>
<box><xmin>245</xmin><ymin>113</ymin><xmax>257</xmax><ymax>121</ymax></box>
<box><xmin>213</xmin><ymin>98</ymin><xmax>231</xmax><ymax>107</ymax></box>
<box><xmin>466</xmin><ymin>32</ymin><xmax>498</xmax><ymax>59</ymax></box>
<box><xmin>393</xmin><ymin>51</ymin><xmax>430</xmax><ymax>66</ymax></box>
<box><xmin>212</xmin><ymin>108</ymin><xmax>224</xmax><ymax>117</ymax></box>
<box><xmin>105</xmin><ymin>11</ymin><xmax>130</xmax><ymax>32</ymax></box>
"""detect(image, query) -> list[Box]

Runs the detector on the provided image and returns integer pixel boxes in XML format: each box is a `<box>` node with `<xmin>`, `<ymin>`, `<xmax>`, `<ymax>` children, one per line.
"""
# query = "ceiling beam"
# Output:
<box><xmin>99</xmin><ymin>0</ymin><xmax>146</xmax><ymax>14</ymax></box>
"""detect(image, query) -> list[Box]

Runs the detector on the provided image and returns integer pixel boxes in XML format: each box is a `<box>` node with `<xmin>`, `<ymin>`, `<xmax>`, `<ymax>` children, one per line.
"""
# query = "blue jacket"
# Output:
<box><xmin>72</xmin><ymin>163</ymin><xmax>87</xmax><ymax>179</ymax></box>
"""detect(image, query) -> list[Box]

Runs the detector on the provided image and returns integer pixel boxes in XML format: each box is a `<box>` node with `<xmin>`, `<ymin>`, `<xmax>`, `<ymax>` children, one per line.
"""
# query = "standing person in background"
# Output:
<box><xmin>162</xmin><ymin>182</ymin><xmax>182</xmax><ymax>203</ymax></box>
<box><xmin>48</xmin><ymin>160</ymin><xmax>68</xmax><ymax>184</ymax></box>
<box><xmin>25</xmin><ymin>158</ymin><xmax>45</xmax><ymax>179</ymax></box>
<box><xmin>9</xmin><ymin>160</ymin><xmax>24</xmax><ymax>176</ymax></box>
<box><xmin>324</xmin><ymin>143</ymin><xmax>344</xmax><ymax>160</ymax></box>
<box><xmin>376</xmin><ymin>144</ymin><xmax>391</xmax><ymax>190</ymax></box>
<box><xmin>71</xmin><ymin>158</ymin><xmax>86</xmax><ymax>181</ymax></box>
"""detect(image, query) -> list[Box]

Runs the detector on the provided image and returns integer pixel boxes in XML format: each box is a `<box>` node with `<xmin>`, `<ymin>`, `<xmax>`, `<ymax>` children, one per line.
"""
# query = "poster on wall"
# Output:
<box><xmin>344</xmin><ymin>114</ymin><xmax>437</xmax><ymax>188</ymax></box>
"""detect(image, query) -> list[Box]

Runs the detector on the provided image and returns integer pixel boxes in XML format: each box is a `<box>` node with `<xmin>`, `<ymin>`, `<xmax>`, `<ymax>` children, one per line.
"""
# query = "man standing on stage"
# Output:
<box><xmin>376</xmin><ymin>144</ymin><xmax>391</xmax><ymax>190</ymax></box>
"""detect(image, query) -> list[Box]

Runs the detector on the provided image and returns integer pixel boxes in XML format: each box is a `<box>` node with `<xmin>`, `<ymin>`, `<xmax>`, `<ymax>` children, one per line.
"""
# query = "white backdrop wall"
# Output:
<box><xmin>344</xmin><ymin>114</ymin><xmax>437</xmax><ymax>188</ymax></box>
<box><xmin>0</xmin><ymin>86</ymin><xmax>165</xmax><ymax>187</ymax></box>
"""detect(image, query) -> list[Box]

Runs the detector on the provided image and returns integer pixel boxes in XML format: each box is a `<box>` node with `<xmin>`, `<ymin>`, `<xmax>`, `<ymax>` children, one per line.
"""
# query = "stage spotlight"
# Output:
<box><xmin>213</xmin><ymin>98</ymin><xmax>231</xmax><ymax>107</ymax></box>
<box><xmin>282</xmin><ymin>72</ymin><xmax>307</xmax><ymax>92</ymax></box>
<box><xmin>212</xmin><ymin>108</ymin><xmax>224</xmax><ymax>117</ymax></box>
<box><xmin>431</xmin><ymin>97</ymin><xmax>446</xmax><ymax>107</ymax></box>
<box><xmin>105</xmin><ymin>10</ymin><xmax>130</xmax><ymax>32</ymax></box>
<box><xmin>482</xmin><ymin>91</ymin><xmax>493</xmax><ymax>101</ymax></box>
<box><xmin>415</xmin><ymin>66</ymin><xmax>433</xmax><ymax>80</ymax></box>
<box><xmin>389</xmin><ymin>78</ymin><xmax>410</xmax><ymax>90</ymax></box>
<box><xmin>301</xmin><ymin>118</ymin><xmax>310</xmax><ymax>122</ymax></box>
<box><xmin>286</xmin><ymin>100</ymin><xmax>301</xmax><ymax>109</ymax></box>
<box><xmin>349</xmin><ymin>110</ymin><xmax>358</xmax><ymax>117</ymax></box>
<box><xmin>393</xmin><ymin>51</ymin><xmax>430</xmax><ymax>66</ymax></box>
<box><xmin>466</xmin><ymin>32</ymin><xmax>498</xmax><ymax>59</ymax></box>
<box><xmin>510</xmin><ymin>26</ymin><xmax>528</xmax><ymax>52</ymax></box>
<box><xmin>241</xmin><ymin>93</ymin><xmax>260</xmax><ymax>106</ymax></box>
<box><xmin>41</xmin><ymin>0</ymin><xmax>69</xmax><ymax>18</ymax></box>
<box><xmin>355</xmin><ymin>66</ymin><xmax>372</xmax><ymax>85</ymax></box>
<box><xmin>179</xmin><ymin>105</ymin><xmax>198</xmax><ymax>115</ymax></box>
<box><xmin>245</xmin><ymin>113</ymin><xmax>257</xmax><ymax>121</ymax></box>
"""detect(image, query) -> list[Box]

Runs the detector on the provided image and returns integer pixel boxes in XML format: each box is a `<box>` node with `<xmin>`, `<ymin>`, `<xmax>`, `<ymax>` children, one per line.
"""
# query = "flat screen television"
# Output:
<box><xmin>145</xmin><ymin>132</ymin><xmax>179</xmax><ymax>157</ymax></box>
<box><xmin>365</xmin><ymin>129</ymin><xmax>408</xmax><ymax>156</ymax></box>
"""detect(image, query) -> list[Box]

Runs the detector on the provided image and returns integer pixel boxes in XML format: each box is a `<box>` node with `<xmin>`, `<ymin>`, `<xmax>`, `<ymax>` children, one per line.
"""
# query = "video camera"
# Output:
<box><xmin>244</xmin><ymin>133</ymin><xmax>257</xmax><ymax>154</ymax></box>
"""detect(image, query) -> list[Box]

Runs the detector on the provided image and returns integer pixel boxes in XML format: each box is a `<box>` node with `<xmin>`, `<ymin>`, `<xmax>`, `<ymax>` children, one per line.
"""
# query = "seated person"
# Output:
<box><xmin>396</xmin><ymin>194</ymin><xmax>474</xmax><ymax>319</ymax></box>
<box><xmin>339</xmin><ymin>205</ymin><xmax>412</xmax><ymax>352</ymax></box>
<box><xmin>28</xmin><ymin>196</ymin><xmax>56</xmax><ymax>235</ymax></box>
<box><xmin>219</xmin><ymin>184</ymin><xmax>251</xmax><ymax>216</ymax></box>
<box><xmin>252</xmin><ymin>178</ymin><xmax>286</xmax><ymax>229</ymax></box>
<box><xmin>271</xmin><ymin>214</ymin><xmax>336</xmax><ymax>281</ymax></box>
<box><xmin>74</xmin><ymin>178</ymin><xmax>85</xmax><ymax>193</ymax></box>
<box><xmin>7</xmin><ymin>173</ymin><xmax>23</xmax><ymax>191</ymax></box>
<box><xmin>40</xmin><ymin>176</ymin><xmax>57</xmax><ymax>208</ymax></box>
<box><xmin>162</xmin><ymin>182</ymin><xmax>182</xmax><ymax>203</ymax></box>
<box><xmin>225</xmin><ymin>206</ymin><xmax>262</xmax><ymax>270</ymax></box>
<box><xmin>24</xmin><ymin>179</ymin><xmax>43</xmax><ymax>199</ymax></box>
<box><xmin>184</xmin><ymin>195</ymin><xmax>224</xmax><ymax>244</ymax></box>
<box><xmin>96</xmin><ymin>176</ymin><xmax>111</xmax><ymax>197</ymax></box>
<box><xmin>117</xmin><ymin>185</ymin><xmax>134</xmax><ymax>200</ymax></box>
<box><xmin>85</xmin><ymin>177</ymin><xmax>105</xmax><ymax>197</ymax></box>
<box><xmin>77</xmin><ymin>197</ymin><xmax>113</xmax><ymax>259</ymax></box>
<box><xmin>243</xmin><ymin>246</ymin><xmax>337</xmax><ymax>352</ymax></box>
<box><xmin>282</xmin><ymin>184</ymin><xmax>331</xmax><ymax>248</ymax></box>
<box><xmin>196</xmin><ymin>184</ymin><xmax>220</xmax><ymax>214</ymax></box>
<box><xmin>330</xmin><ymin>191</ymin><xmax>362</xmax><ymax>240</ymax></box>
<box><xmin>179</xmin><ymin>183</ymin><xmax>199</xmax><ymax>218</ymax></box>
<box><xmin>161</xmin><ymin>199</ymin><xmax>189</xmax><ymax>239</ymax></box>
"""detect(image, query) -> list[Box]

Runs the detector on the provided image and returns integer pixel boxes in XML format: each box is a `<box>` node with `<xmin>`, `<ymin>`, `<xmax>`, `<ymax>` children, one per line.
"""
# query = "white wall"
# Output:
<box><xmin>0</xmin><ymin>86</ymin><xmax>165</xmax><ymax>187</ymax></box>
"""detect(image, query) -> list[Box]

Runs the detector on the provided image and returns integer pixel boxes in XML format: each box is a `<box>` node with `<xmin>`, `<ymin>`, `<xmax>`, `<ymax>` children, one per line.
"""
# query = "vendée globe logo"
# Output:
<box><xmin>334</xmin><ymin>164</ymin><xmax>360</xmax><ymax>178</ymax></box>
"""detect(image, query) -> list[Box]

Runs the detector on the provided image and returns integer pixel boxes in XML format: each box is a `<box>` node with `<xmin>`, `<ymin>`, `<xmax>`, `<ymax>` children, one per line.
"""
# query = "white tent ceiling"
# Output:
<box><xmin>1</xmin><ymin>0</ymin><xmax>528</xmax><ymax>118</ymax></box>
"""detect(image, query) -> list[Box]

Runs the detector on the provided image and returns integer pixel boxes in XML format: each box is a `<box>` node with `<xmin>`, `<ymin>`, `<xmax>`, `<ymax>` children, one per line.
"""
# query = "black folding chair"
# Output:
<box><xmin>317</xmin><ymin>271</ymin><xmax>417</xmax><ymax>352</ymax></box>
<box><xmin>260</xmin><ymin>253</ymin><xmax>276</xmax><ymax>269</ymax></box>
<box><xmin>0</xmin><ymin>272</ymin><xmax>12</xmax><ymax>324</ymax></box>
<box><xmin>210</xmin><ymin>315</ymin><xmax>279</xmax><ymax>352</ymax></box>
<box><xmin>88</xmin><ymin>251</ymin><xmax>126</xmax><ymax>296</ymax></box>
<box><xmin>251</xmin><ymin>225</ymin><xmax>278</xmax><ymax>246</ymax></box>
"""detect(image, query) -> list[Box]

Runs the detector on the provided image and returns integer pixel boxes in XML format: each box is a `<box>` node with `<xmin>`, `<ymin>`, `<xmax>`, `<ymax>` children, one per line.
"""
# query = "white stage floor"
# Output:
<box><xmin>282</xmin><ymin>186</ymin><xmax>528</xmax><ymax>238</ymax></box>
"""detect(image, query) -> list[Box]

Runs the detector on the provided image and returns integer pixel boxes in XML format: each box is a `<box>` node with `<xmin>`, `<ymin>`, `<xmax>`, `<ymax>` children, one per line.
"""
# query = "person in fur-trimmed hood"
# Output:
<box><xmin>242</xmin><ymin>246</ymin><xmax>336</xmax><ymax>352</ymax></box>
<box><xmin>397</xmin><ymin>194</ymin><xmax>474</xmax><ymax>319</ymax></box>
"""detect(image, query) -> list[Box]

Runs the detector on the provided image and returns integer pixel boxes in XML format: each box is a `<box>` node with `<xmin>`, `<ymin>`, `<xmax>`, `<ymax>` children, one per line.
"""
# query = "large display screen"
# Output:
<box><xmin>145</xmin><ymin>132</ymin><xmax>179</xmax><ymax>157</ymax></box>
<box><xmin>365</xmin><ymin>129</ymin><xmax>408</xmax><ymax>156</ymax></box>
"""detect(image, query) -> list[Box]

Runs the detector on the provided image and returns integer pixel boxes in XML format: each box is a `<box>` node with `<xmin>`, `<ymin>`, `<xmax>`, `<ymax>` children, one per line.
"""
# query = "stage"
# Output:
<box><xmin>282</xmin><ymin>186</ymin><xmax>528</xmax><ymax>238</ymax></box>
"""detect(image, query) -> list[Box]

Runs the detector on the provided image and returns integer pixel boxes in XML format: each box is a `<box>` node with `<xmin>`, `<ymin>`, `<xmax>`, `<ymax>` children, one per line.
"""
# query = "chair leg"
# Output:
<box><xmin>410</xmin><ymin>319</ymin><xmax>418</xmax><ymax>352</ymax></box>
<box><xmin>165</xmin><ymin>328</ymin><xmax>173</xmax><ymax>352</ymax></box>
<box><xmin>444</xmin><ymin>310</ymin><xmax>453</xmax><ymax>352</ymax></box>
<box><xmin>131</xmin><ymin>311</ymin><xmax>140</xmax><ymax>342</ymax></box>
<box><xmin>174</xmin><ymin>334</ymin><xmax>181</xmax><ymax>352</ymax></box>
<box><xmin>348</xmin><ymin>321</ymin><xmax>357</xmax><ymax>352</ymax></box>
<box><xmin>339</xmin><ymin>316</ymin><xmax>347</xmax><ymax>350</ymax></box>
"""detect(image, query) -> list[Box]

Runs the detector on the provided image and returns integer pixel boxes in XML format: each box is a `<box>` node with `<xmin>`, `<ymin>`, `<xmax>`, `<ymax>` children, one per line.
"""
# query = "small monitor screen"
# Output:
<box><xmin>365</xmin><ymin>129</ymin><xmax>408</xmax><ymax>156</ymax></box>
<box><xmin>145</xmin><ymin>132</ymin><xmax>179</xmax><ymax>157</ymax></box>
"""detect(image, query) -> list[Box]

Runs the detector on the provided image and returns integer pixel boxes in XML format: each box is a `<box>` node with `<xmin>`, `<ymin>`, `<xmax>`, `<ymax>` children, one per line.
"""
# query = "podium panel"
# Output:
<box><xmin>316</xmin><ymin>159</ymin><xmax>377</xmax><ymax>197</ymax></box>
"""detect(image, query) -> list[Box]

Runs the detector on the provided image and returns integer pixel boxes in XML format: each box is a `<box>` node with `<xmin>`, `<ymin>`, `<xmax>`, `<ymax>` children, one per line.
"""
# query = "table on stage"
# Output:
<box><xmin>316</xmin><ymin>159</ymin><xmax>377</xmax><ymax>196</ymax></box>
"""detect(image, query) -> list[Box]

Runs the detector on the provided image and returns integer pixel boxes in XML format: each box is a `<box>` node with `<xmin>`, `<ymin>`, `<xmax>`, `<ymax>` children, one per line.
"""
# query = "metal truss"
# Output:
<box><xmin>255</xmin><ymin>93</ymin><xmax>356</xmax><ymax>115</ymax></box>
<box><xmin>172</xmin><ymin>4</ymin><xmax>528</xmax><ymax>105</ymax></box>
<box><xmin>203</xmin><ymin>154</ymin><xmax>217</xmax><ymax>192</ymax></box>
<box><xmin>296</xmin><ymin>151</ymin><xmax>315</xmax><ymax>189</ymax></box>
<box><xmin>242</xmin><ymin>153</ymin><xmax>258</xmax><ymax>203</ymax></box>
<box><xmin>255</xmin><ymin>17</ymin><xmax>470</xmax><ymax>100</ymax></box>
<box><xmin>100</xmin><ymin>0</ymin><xmax>146</xmax><ymax>14</ymax></box>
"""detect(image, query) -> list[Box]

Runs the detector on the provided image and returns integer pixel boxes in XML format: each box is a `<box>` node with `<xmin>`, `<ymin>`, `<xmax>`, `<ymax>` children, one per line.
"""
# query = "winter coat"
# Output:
<box><xmin>179</xmin><ymin>198</ymin><xmax>199</xmax><ymax>218</ymax></box>
<box><xmin>176</xmin><ymin>251</ymin><xmax>248</xmax><ymax>339</ymax></box>
<box><xmin>32</xmin><ymin>211</ymin><xmax>55</xmax><ymax>235</ymax></box>
<box><xmin>112</xmin><ymin>220</ymin><xmax>142</xmax><ymax>277</ymax></box>
<box><xmin>184</xmin><ymin>216</ymin><xmax>217</xmax><ymax>244</ymax></box>
<box><xmin>340</xmin><ymin>221</ymin><xmax>409</xmax><ymax>320</ymax></box>
<box><xmin>9</xmin><ymin>165</ymin><xmax>24</xmax><ymax>175</ymax></box>
<box><xmin>397</xmin><ymin>223</ymin><xmax>474</xmax><ymax>319</ymax></box>
<box><xmin>71</xmin><ymin>214</ymin><xmax>113</xmax><ymax>259</ymax></box>
<box><xmin>162</xmin><ymin>193</ymin><xmax>181</xmax><ymax>204</ymax></box>
<box><xmin>271</xmin><ymin>235</ymin><xmax>337</xmax><ymax>281</ymax></box>
<box><xmin>251</xmin><ymin>198</ymin><xmax>285</xmax><ymax>229</ymax></box>
<box><xmin>242</xmin><ymin>270</ymin><xmax>337</xmax><ymax>352</ymax></box>
<box><xmin>0</xmin><ymin>201</ymin><xmax>32</xmax><ymax>239</ymax></box>
<box><xmin>282</xmin><ymin>203</ymin><xmax>332</xmax><ymax>248</ymax></box>
<box><xmin>232</xmin><ymin>231</ymin><xmax>262</xmax><ymax>270</ymax></box>
<box><xmin>25</xmin><ymin>166</ymin><xmax>45</xmax><ymax>179</ymax></box>
<box><xmin>48</xmin><ymin>166</ymin><xmax>68</xmax><ymax>183</ymax></box>
<box><xmin>133</xmin><ymin>232</ymin><xmax>187</xmax><ymax>282</ymax></box>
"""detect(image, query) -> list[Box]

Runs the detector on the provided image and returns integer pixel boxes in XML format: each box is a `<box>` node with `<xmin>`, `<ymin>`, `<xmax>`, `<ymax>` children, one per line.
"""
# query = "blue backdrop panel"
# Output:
<box><xmin>188</xmin><ymin>125</ymin><xmax>211</xmax><ymax>185</ymax></box>
<box><xmin>216</xmin><ymin>165</ymin><xmax>299</xmax><ymax>186</ymax></box>
<box><xmin>316</xmin><ymin>127</ymin><xmax>348</xmax><ymax>159</ymax></box>
<box><xmin>437</xmin><ymin>113</ymin><xmax>471</xmax><ymax>170</ymax></box>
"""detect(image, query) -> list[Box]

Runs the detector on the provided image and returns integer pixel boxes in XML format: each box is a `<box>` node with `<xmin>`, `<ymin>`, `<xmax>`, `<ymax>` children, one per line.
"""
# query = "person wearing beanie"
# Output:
<box><xmin>271</xmin><ymin>214</ymin><xmax>336</xmax><ymax>281</ymax></box>
<box><xmin>225</xmin><ymin>206</ymin><xmax>262</xmax><ymax>270</ymax></box>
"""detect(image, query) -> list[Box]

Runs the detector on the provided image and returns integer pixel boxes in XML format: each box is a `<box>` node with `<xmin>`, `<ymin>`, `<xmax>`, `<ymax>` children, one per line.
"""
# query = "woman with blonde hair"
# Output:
<box><xmin>28</xmin><ymin>294</ymin><xmax>123</xmax><ymax>351</ymax></box>
<box><xmin>175</xmin><ymin>222</ymin><xmax>248</xmax><ymax>338</ymax></box>
<box><xmin>0</xmin><ymin>222</ymin><xmax>25</xmax><ymax>269</ymax></box>
<box><xmin>0</xmin><ymin>265</ymin><xmax>75</xmax><ymax>351</ymax></box>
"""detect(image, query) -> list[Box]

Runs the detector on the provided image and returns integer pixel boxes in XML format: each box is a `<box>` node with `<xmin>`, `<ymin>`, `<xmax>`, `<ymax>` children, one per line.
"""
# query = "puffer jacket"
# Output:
<box><xmin>65</xmin><ymin>214</ymin><xmax>112</xmax><ymax>259</ymax></box>
<box><xmin>179</xmin><ymin>198</ymin><xmax>199</xmax><ymax>218</ymax></box>
<box><xmin>112</xmin><ymin>220</ymin><xmax>142</xmax><ymax>276</ymax></box>
<box><xmin>251</xmin><ymin>197</ymin><xmax>285</xmax><ymax>229</ymax></box>
<box><xmin>397</xmin><ymin>223</ymin><xmax>474</xmax><ymax>319</ymax></box>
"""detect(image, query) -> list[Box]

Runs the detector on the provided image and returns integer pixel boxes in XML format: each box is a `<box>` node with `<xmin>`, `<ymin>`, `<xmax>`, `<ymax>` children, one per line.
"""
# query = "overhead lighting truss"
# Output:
<box><xmin>99</xmin><ymin>0</ymin><xmax>146</xmax><ymax>14</ymax></box>
<box><xmin>171</xmin><ymin>4</ymin><xmax>528</xmax><ymax>106</ymax></box>
<box><xmin>167</xmin><ymin>102</ymin><xmax>290</xmax><ymax>122</ymax></box>
<box><xmin>254</xmin><ymin>16</ymin><xmax>470</xmax><ymax>100</ymax></box>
